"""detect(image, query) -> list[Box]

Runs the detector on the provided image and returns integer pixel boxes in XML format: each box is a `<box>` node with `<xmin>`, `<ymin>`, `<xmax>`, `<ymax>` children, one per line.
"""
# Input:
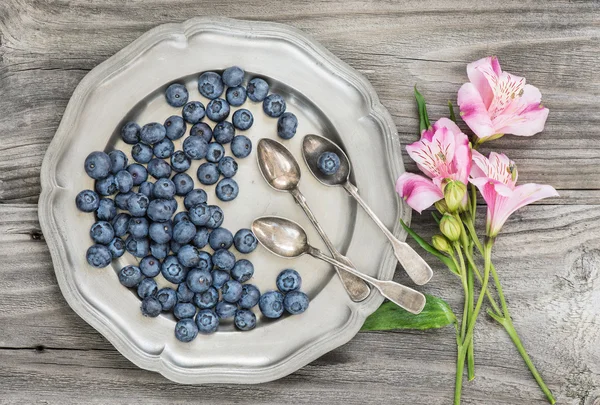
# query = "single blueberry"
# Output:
<box><xmin>211</xmin><ymin>270</ymin><xmax>230</xmax><ymax>289</ymax></box>
<box><xmin>259</xmin><ymin>291</ymin><xmax>285</xmax><ymax>319</ymax></box>
<box><xmin>213</xmin><ymin>121</ymin><xmax>235</xmax><ymax>144</ymax></box>
<box><xmin>212</xmin><ymin>249</ymin><xmax>235</xmax><ymax>271</ymax></box>
<box><xmin>284</xmin><ymin>291</ymin><xmax>310</xmax><ymax>315</ymax></box>
<box><xmin>196</xmin><ymin>309</ymin><xmax>219</xmax><ymax>334</ymax></box>
<box><xmin>90</xmin><ymin>221</ymin><xmax>115</xmax><ymax>245</ymax></box>
<box><xmin>166</xmin><ymin>198</ymin><xmax>178</xmax><ymax>213</ymax></box>
<box><xmin>86</xmin><ymin>244</ymin><xmax>112</xmax><ymax>268</ymax></box>
<box><xmin>115</xmin><ymin>170</ymin><xmax>134</xmax><ymax>193</ymax></box>
<box><xmin>125</xmin><ymin>236</ymin><xmax>150</xmax><ymax>258</ymax></box>
<box><xmin>127</xmin><ymin>193</ymin><xmax>149</xmax><ymax>217</ymax></box>
<box><xmin>182</xmin><ymin>101</ymin><xmax>206</xmax><ymax>124</ymax></box>
<box><xmin>183</xmin><ymin>135</ymin><xmax>209</xmax><ymax>160</ymax></box>
<box><xmin>178</xmin><ymin>244</ymin><xmax>200</xmax><ymax>268</ymax></box>
<box><xmin>198</xmin><ymin>71</ymin><xmax>224</xmax><ymax>99</ymax></box>
<box><xmin>108</xmin><ymin>237</ymin><xmax>126</xmax><ymax>258</ymax></box>
<box><xmin>208</xmin><ymin>227</ymin><xmax>233</xmax><ymax>250</ymax></box>
<box><xmin>140</xmin><ymin>122</ymin><xmax>166</xmax><ymax>145</ymax></box>
<box><xmin>164</xmin><ymin>115</ymin><xmax>187</xmax><ymax>140</ymax></box>
<box><xmin>85</xmin><ymin>151</ymin><xmax>111</xmax><ymax>180</ymax></box>
<box><xmin>226</xmin><ymin>86</ymin><xmax>247</xmax><ymax>106</ymax></box>
<box><xmin>141</xmin><ymin>296</ymin><xmax>162</xmax><ymax>317</ymax></box>
<box><xmin>206</xmin><ymin>205</ymin><xmax>224</xmax><ymax>229</ymax></box>
<box><xmin>126</xmin><ymin>163</ymin><xmax>148</xmax><ymax>186</ymax></box>
<box><xmin>157</xmin><ymin>287</ymin><xmax>177</xmax><ymax>311</ymax></box>
<box><xmin>76</xmin><ymin>189</ymin><xmax>100</xmax><ymax>212</ymax></box>
<box><xmin>118</xmin><ymin>265</ymin><xmax>143</xmax><ymax>287</ymax></box>
<box><xmin>276</xmin><ymin>269</ymin><xmax>302</xmax><ymax>293</ymax></box>
<box><xmin>193</xmin><ymin>287</ymin><xmax>219</xmax><ymax>309</ymax></box>
<box><xmin>170</xmin><ymin>150</ymin><xmax>191</xmax><ymax>173</ymax></box>
<box><xmin>152</xmin><ymin>178</ymin><xmax>176</xmax><ymax>199</ymax></box>
<box><xmin>215</xmin><ymin>178</ymin><xmax>239</xmax><ymax>202</ymax></box>
<box><xmin>149</xmin><ymin>221</ymin><xmax>173</xmax><ymax>244</ymax></box>
<box><xmin>184</xmin><ymin>189</ymin><xmax>208</xmax><ymax>210</ymax></box>
<box><xmin>234</xmin><ymin>309</ymin><xmax>257</xmax><ymax>331</ymax></box>
<box><xmin>263</xmin><ymin>94</ymin><xmax>286</xmax><ymax>118</ymax></box>
<box><xmin>177</xmin><ymin>282</ymin><xmax>195</xmax><ymax>303</ymax></box>
<box><xmin>238</xmin><ymin>284</ymin><xmax>261</xmax><ymax>309</ymax></box>
<box><xmin>206</xmin><ymin>98</ymin><xmax>230</xmax><ymax>122</ymax></box>
<box><xmin>153</xmin><ymin>138</ymin><xmax>175</xmax><ymax>159</ymax></box>
<box><xmin>233</xmin><ymin>228</ymin><xmax>258</xmax><ymax>254</ymax></box>
<box><xmin>197</xmin><ymin>162</ymin><xmax>220</xmax><ymax>185</ymax></box>
<box><xmin>128</xmin><ymin>217</ymin><xmax>149</xmax><ymax>240</ymax></box>
<box><xmin>186</xmin><ymin>268</ymin><xmax>213</xmax><ymax>293</ymax></box>
<box><xmin>150</xmin><ymin>241</ymin><xmax>169</xmax><ymax>260</ymax></box>
<box><xmin>192</xmin><ymin>227</ymin><xmax>210</xmax><ymax>249</ymax></box>
<box><xmin>132</xmin><ymin>142</ymin><xmax>153</xmax><ymax>163</ymax></box>
<box><xmin>247</xmin><ymin>77</ymin><xmax>269</xmax><ymax>102</ymax></box>
<box><xmin>121</xmin><ymin>121</ymin><xmax>141</xmax><ymax>144</ymax></box>
<box><xmin>174</xmin><ymin>302</ymin><xmax>196</xmax><ymax>320</ymax></box>
<box><xmin>140</xmin><ymin>255</ymin><xmax>161</xmax><ymax>277</ymax></box>
<box><xmin>231</xmin><ymin>259</ymin><xmax>254</xmax><ymax>283</ymax></box>
<box><xmin>206</xmin><ymin>142</ymin><xmax>225</xmax><ymax>163</ymax></box>
<box><xmin>218</xmin><ymin>156</ymin><xmax>238</xmax><ymax>178</ymax></box>
<box><xmin>197</xmin><ymin>251</ymin><xmax>213</xmax><ymax>272</ymax></box>
<box><xmin>109</xmin><ymin>150</ymin><xmax>128</xmax><ymax>174</ymax></box>
<box><xmin>146</xmin><ymin>198</ymin><xmax>176</xmax><ymax>222</ymax></box>
<box><xmin>138</xmin><ymin>181</ymin><xmax>154</xmax><ymax>199</ymax></box>
<box><xmin>172</xmin><ymin>173</ymin><xmax>194</xmax><ymax>196</ymax></box>
<box><xmin>115</xmin><ymin>192</ymin><xmax>133</xmax><ymax>210</ymax></box>
<box><xmin>112</xmin><ymin>213</ymin><xmax>131</xmax><ymax>237</ymax></box>
<box><xmin>190</xmin><ymin>122</ymin><xmax>213</xmax><ymax>143</ymax></box>
<box><xmin>95</xmin><ymin>175</ymin><xmax>118</xmax><ymax>196</ymax></box>
<box><xmin>222</xmin><ymin>66</ymin><xmax>244</xmax><ymax>87</ymax></box>
<box><xmin>317</xmin><ymin>151</ymin><xmax>341</xmax><ymax>176</ymax></box>
<box><xmin>222</xmin><ymin>280</ymin><xmax>243</xmax><ymax>303</ymax></box>
<box><xmin>147</xmin><ymin>158</ymin><xmax>172</xmax><ymax>179</ymax></box>
<box><xmin>215</xmin><ymin>301</ymin><xmax>237</xmax><ymax>319</ymax></box>
<box><xmin>277</xmin><ymin>112</ymin><xmax>298</xmax><ymax>140</ymax></box>
<box><xmin>173</xmin><ymin>211</ymin><xmax>190</xmax><ymax>225</ymax></box>
<box><xmin>165</xmin><ymin>83</ymin><xmax>189</xmax><ymax>107</ymax></box>
<box><xmin>161</xmin><ymin>255</ymin><xmax>188</xmax><ymax>284</ymax></box>
<box><xmin>188</xmin><ymin>203</ymin><xmax>211</xmax><ymax>226</ymax></box>
<box><xmin>170</xmin><ymin>240</ymin><xmax>182</xmax><ymax>254</ymax></box>
<box><xmin>231</xmin><ymin>135</ymin><xmax>252</xmax><ymax>158</ymax></box>
<box><xmin>232</xmin><ymin>109</ymin><xmax>253</xmax><ymax>131</ymax></box>
<box><xmin>172</xmin><ymin>220</ymin><xmax>196</xmax><ymax>244</ymax></box>
<box><xmin>137</xmin><ymin>278</ymin><xmax>158</xmax><ymax>299</ymax></box>
<box><xmin>175</xmin><ymin>318</ymin><xmax>198</xmax><ymax>342</ymax></box>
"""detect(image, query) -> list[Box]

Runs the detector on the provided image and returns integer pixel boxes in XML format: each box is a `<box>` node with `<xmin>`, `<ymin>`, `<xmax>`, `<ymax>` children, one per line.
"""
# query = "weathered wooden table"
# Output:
<box><xmin>1</xmin><ymin>1</ymin><xmax>598</xmax><ymax>403</ymax></box>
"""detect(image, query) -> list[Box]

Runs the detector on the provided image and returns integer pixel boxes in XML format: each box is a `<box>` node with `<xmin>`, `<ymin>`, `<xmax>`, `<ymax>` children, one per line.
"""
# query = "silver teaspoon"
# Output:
<box><xmin>252</xmin><ymin>216</ymin><xmax>426</xmax><ymax>314</ymax></box>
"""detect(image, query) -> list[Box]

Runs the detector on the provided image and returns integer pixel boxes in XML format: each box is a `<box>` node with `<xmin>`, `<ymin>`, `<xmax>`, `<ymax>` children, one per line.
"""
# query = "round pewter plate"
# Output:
<box><xmin>38</xmin><ymin>17</ymin><xmax>409</xmax><ymax>384</ymax></box>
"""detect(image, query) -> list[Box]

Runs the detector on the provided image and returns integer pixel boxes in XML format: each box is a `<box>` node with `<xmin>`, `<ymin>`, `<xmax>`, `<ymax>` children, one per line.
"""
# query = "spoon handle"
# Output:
<box><xmin>290</xmin><ymin>188</ymin><xmax>371</xmax><ymax>302</ymax></box>
<box><xmin>307</xmin><ymin>247</ymin><xmax>426</xmax><ymax>314</ymax></box>
<box><xmin>343</xmin><ymin>182</ymin><xmax>433</xmax><ymax>286</ymax></box>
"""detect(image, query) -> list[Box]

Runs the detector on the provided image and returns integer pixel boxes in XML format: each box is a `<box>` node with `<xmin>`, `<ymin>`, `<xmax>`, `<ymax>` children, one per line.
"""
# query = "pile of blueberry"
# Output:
<box><xmin>259</xmin><ymin>269</ymin><xmax>309</xmax><ymax>318</ymax></box>
<box><xmin>74</xmin><ymin>66</ymin><xmax>306</xmax><ymax>342</ymax></box>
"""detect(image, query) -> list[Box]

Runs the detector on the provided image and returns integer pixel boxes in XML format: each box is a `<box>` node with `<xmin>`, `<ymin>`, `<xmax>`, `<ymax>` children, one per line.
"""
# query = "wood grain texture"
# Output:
<box><xmin>0</xmin><ymin>0</ymin><xmax>599</xmax><ymax>404</ymax></box>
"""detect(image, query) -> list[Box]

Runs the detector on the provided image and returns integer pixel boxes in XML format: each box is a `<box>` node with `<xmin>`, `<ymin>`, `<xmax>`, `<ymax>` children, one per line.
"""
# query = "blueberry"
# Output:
<box><xmin>215</xmin><ymin>301</ymin><xmax>237</xmax><ymax>319</ymax></box>
<box><xmin>112</xmin><ymin>213</ymin><xmax>131</xmax><ymax>237</ymax></box>
<box><xmin>247</xmin><ymin>77</ymin><xmax>269</xmax><ymax>102</ymax></box>
<box><xmin>170</xmin><ymin>151</ymin><xmax>191</xmax><ymax>173</ymax></box>
<box><xmin>226</xmin><ymin>86</ymin><xmax>247</xmax><ymax>106</ymax></box>
<box><xmin>177</xmin><ymin>282</ymin><xmax>195</xmax><ymax>303</ymax></box>
<box><xmin>85</xmin><ymin>151</ymin><xmax>111</xmax><ymax>180</ymax></box>
<box><xmin>183</xmin><ymin>135</ymin><xmax>209</xmax><ymax>160</ymax></box>
<box><xmin>90</xmin><ymin>221</ymin><xmax>115</xmax><ymax>244</ymax></box>
<box><xmin>127</xmin><ymin>193</ymin><xmax>149</xmax><ymax>217</ymax></box>
<box><xmin>211</xmin><ymin>270</ymin><xmax>230</xmax><ymax>289</ymax></box>
<box><xmin>115</xmin><ymin>170</ymin><xmax>134</xmax><ymax>193</ymax></box>
<box><xmin>141</xmin><ymin>296</ymin><xmax>162</xmax><ymax>317</ymax></box>
<box><xmin>259</xmin><ymin>291</ymin><xmax>285</xmax><ymax>319</ymax></box>
<box><xmin>284</xmin><ymin>291</ymin><xmax>309</xmax><ymax>315</ymax></box>
<box><xmin>109</xmin><ymin>150</ymin><xmax>128</xmax><ymax>174</ymax></box>
<box><xmin>212</xmin><ymin>249</ymin><xmax>235</xmax><ymax>271</ymax></box>
<box><xmin>234</xmin><ymin>309</ymin><xmax>257</xmax><ymax>331</ymax></box>
<box><xmin>150</xmin><ymin>241</ymin><xmax>169</xmax><ymax>260</ymax></box>
<box><xmin>166</xmin><ymin>198</ymin><xmax>178</xmax><ymax>213</ymax></box>
<box><xmin>140</xmin><ymin>122</ymin><xmax>166</xmax><ymax>145</ymax></box>
<box><xmin>172</xmin><ymin>220</ymin><xmax>196</xmax><ymax>244</ymax></box>
<box><xmin>263</xmin><ymin>94</ymin><xmax>286</xmax><ymax>118</ymax></box>
<box><xmin>126</xmin><ymin>163</ymin><xmax>148</xmax><ymax>186</ymax></box>
<box><xmin>193</xmin><ymin>287</ymin><xmax>218</xmax><ymax>309</ymax></box>
<box><xmin>95</xmin><ymin>175</ymin><xmax>118</xmax><ymax>196</ymax></box>
<box><xmin>232</xmin><ymin>109</ymin><xmax>253</xmax><ymax>131</ymax></box>
<box><xmin>165</xmin><ymin>83</ymin><xmax>189</xmax><ymax>107</ymax></box>
<box><xmin>182</xmin><ymin>101</ymin><xmax>205</xmax><ymax>124</ymax></box>
<box><xmin>184</xmin><ymin>189</ymin><xmax>208</xmax><ymax>210</ymax></box>
<box><xmin>121</xmin><ymin>121</ymin><xmax>141</xmax><ymax>144</ymax></box>
<box><xmin>209</xmin><ymin>227</ymin><xmax>233</xmax><ymax>250</ymax></box>
<box><xmin>127</xmin><ymin>217</ymin><xmax>148</xmax><ymax>239</ymax></box>
<box><xmin>153</xmin><ymin>138</ymin><xmax>174</xmax><ymax>159</ymax></box>
<box><xmin>317</xmin><ymin>151</ymin><xmax>341</xmax><ymax>175</ymax></box>
<box><xmin>125</xmin><ymin>236</ymin><xmax>150</xmax><ymax>257</ymax></box>
<box><xmin>277</xmin><ymin>112</ymin><xmax>298</xmax><ymax>139</ymax></box>
<box><xmin>222</xmin><ymin>280</ymin><xmax>243</xmax><ymax>303</ymax></box>
<box><xmin>196</xmin><ymin>309</ymin><xmax>219</xmax><ymax>334</ymax></box>
<box><xmin>138</xmin><ymin>182</ymin><xmax>153</xmax><ymax>200</ymax></box>
<box><xmin>231</xmin><ymin>259</ymin><xmax>254</xmax><ymax>283</ymax></box>
<box><xmin>76</xmin><ymin>190</ymin><xmax>100</xmax><ymax>212</ymax></box>
<box><xmin>164</xmin><ymin>115</ymin><xmax>187</xmax><ymax>140</ymax></box>
<box><xmin>178</xmin><ymin>244</ymin><xmax>200</xmax><ymax>268</ymax></box>
<box><xmin>197</xmin><ymin>162</ymin><xmax>220</xmax><ymax>185</ymax></box>
<box><xmin>196</xmin><ymin>251</ymin><xmax>213</xmax><ymax>272</ymax></box>
<box><xmin>108</xmin><ymin>237</ymin><xmax>126</xmax><ymax>258</ymax></box>
<box><xmin>231</xmin><ymin>135</ymin><xmax>252</xmax><ymax>158</ymax></box>
<box><xmin>222</xmin><ymin>66</ymin><xmax>244</xmax><ymax>87</ymax></box>
<box><xmin>86</xmin><ymin>244</ymin><xmax>112</xmax><ymax>268</ymax></box>
<box><xmin>190</xmin><ymin>122</ymin><xmax>213</xmax><ymax>143</ymax></box>
<box><xmin>174</xmin><ymin>302</ymin><xmax>196</xmax><ymax>320</ymax></box>
<box><xmin>118</xmin><ymin>265</ymin><xmax>143</xmax><ymax>287</ymax></box>
<box><xmin>132</xmin><ymin>142</ymin><xmax>153</xmax><ymax>163</ymax></box>
<box><xmin>114</xmin><ymin>192</ymin><xmax>133</xmax><ymax>210</ymax></box>
<box><xmin>149</xmin><ymin>221</ymin><xmax>172</xmax><ymax>244</ymax></box>
<box><xmin>175</xmin><ymin>318</ymin><xmax>198</xmax><ymax>342</ymax></box>
<box><xmin>170</xmin><ymin>240</ymin><xmax>182</xmax><ymax>254</ymax></box>
<box><xmin>218</xmin><ymin>156</ymin><xmax>238</xmax><ymax>178</ymax></box>
<box><xmin>173</xmin><ymin>212</ymin><xmax>190</xmax><ymax>225</ymax></box>
<box><xmin>215</xmin><ymin>178</ymin><xmax>239</xmax><ymax>202</ymax></box>
<box><xmin>147</xmin><ymin>158</ymin><xmax>172</xmax><ymax>179</ymax></box>
<box><xmin>213</xmin><ymin>121</ymin><xmax>235</xmax><ymax>144</ymax></box>
<box><xmin>192</xmin><ymin>227</ymin><xmax>210</xmax><ymax>249</ymax></box>
<box><xmin>152</xmin><ymin>178</ymin><xmax>176</xmax><ymax>199</ymax></box>
<box><xmin>206</xmin><ymin>205</ymin><xmax>224</xmax><ymax>229</ymax></box>
<box><xmin>140</xmin><ymin>255</ymin><xmax>161</xmax><ymax>277</ymax></box>
<box><xmin>157</xmin><ymin>287</ymin><xmax>177</xmax><ymax>311</ymax></box>
<box><xmin>162</xmin><ymin>255</ymin><xmax>188</xmax><ymax>284</ymax></box>
<box><xmin>233</xmin><ymin>228</ymin><xmax>258</xmax><ymax>254</ymax></box>
<box><xmin>206</xmin><ymin>98</ymin><xmax>230</xmax><ymax>123</ymax></box>
<box><xmin>137</xmin><ymin>278</ymin><xmax>158</xmax><ymax>299</ymax></box>
<box><xmin>206</xmin><ymin>142</ymin><xmax>225</xmax><ymax>163</ymax></box>
<box><xmin>198</xmin><ymin>71</ymin><xmax>224</xmax><ymax>99</ymax></box>
<box><xmin>146</xmin><ymin>198</ymin><xmax>176</xmax><ymax>222</ymax></box>
<box><xmin>276</xmin><ymin>269</ymin><xmax>302</xmax><ymax>293</ymax></box>
<box><xmin>238</xmin><ymin>284</ymin><xmax>260</xmax><ymax>309</ymax></box>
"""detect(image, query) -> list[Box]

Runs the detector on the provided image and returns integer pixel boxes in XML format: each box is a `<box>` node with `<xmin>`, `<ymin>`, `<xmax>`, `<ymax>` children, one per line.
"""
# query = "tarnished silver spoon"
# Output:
<box><xmin>302</xmin><ymin>134</ymin><xmax>433</xmax><ymax>286</ymax></box>
<box><xmin>256</xmin><ymin>138</ymin><xmax>370</xmax><ymax>302</ymax></box>
<box><xmin>252</xmin><ymin>216</ymin><xmax>426</xmax><ymax>314</ymax></box>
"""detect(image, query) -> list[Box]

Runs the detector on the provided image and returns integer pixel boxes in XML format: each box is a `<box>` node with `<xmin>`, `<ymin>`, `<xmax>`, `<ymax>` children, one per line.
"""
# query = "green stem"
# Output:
<box><xmin>469</xmin><ymin>183</ymin><xmax>477</xmax><ymax>222</ymax></box>
<box><xmin>453</xmin><ymin>242</ymin><xmax>469</xmax><ymax>342</ymax></box>
<box><xmin>466</xmin><ymin>242</ymin><xmax>475</xmax><ymax>381</ymax></box>
<box><xmin>454</xmin><ymin>344</ymin><xmax>468</xmax><ymax>405</ymax></box>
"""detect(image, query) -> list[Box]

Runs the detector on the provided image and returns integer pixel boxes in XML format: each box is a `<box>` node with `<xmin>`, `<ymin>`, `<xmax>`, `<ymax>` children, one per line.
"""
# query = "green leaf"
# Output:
<box><xmin>361</xmin><ymin>294</ymin><xmax>457</xmax><ymax>331</ymax></box>
<box><xmin>414</xmin><ymin>86</ymin><xmax>431</xmax><ymax>133</ymax></box>
<box><xmin>400</xmin><ymin>220</ymin><xmax>459</xmax><ymax>274</ymax></box>
<box><xmin>448</xmin><ymin>101</ymin><xmax>457</xmax><ymax>123</ymax></box>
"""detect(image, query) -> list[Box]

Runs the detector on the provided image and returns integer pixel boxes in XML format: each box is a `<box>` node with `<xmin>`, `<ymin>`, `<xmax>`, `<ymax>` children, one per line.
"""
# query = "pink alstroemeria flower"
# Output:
<box><xmin>470</xmin><ymin>150</ymin><xmax>558</xmax><ymax>237</ymax></box>
<box><xmin>457</xmin><ymin>56</ymin><xmax>549</xmax><ymax>142</ymax></box>
<box><xmin>396</xmin><ymin>118</ymin><xmax>471</xmax><ymax>213</ymax></box>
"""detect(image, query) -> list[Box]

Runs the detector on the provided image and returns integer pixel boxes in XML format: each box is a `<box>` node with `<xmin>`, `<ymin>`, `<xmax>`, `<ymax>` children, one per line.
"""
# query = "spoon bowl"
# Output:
<box><xmin>302</xmin><ymin>134</ymin><xmax>350</xmax><ymax>186</ymax></box>
<box><xmin>252</xmin><ymin>216</ymin><xmax>309</xmax><ymax>258</ymax></box>
<box><xmin>257</xmin><ymin>138</ymin><xmax>301</xmax><ymax>191</ymax></box>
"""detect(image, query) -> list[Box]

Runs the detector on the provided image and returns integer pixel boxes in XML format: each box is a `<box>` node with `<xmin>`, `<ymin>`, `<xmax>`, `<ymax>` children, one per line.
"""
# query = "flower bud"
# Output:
<box><xmin>435</xmin><ymin>199</ymin><xmax>448</xmax><ymax>214</ymax></box>
<box><xmin>440</xmin><ymin>214</ymin><xmax>462</xmax><ymax>242</ymax></box>
<box><xmin>444</xmin><ymin>180</ymin><xmax>467</xmax><ymax>212</ymax></box>
<box><xmin>432</xmin><ymin>234</ymin><xmax>452</xmax><ymax>254</ymax></box>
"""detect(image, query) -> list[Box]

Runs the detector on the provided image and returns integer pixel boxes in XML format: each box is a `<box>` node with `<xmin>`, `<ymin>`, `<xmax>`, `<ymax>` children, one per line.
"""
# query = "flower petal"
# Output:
<box><xmin>494</xmin><ymin>84</ymin><xmax>549</xmax><ymax>136</ymax></box>
<box><xmin>396</xmin><ymin>173</ymin><xmax>444</xmax><ymax>214</ymax></box>
<box><xmin>466</xmin><ymin>56</ymin><xmax>500</xmax><ymax>109</ymax></box>
<box><xmin>470</xmin><ymin>149</ymin><xmax>488</xmax><ymax>179</ymax></box>
<box><xmin>457</xmin><ymin>83</ymin><xmax>496</xmax><ymax>140</ymax></box>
